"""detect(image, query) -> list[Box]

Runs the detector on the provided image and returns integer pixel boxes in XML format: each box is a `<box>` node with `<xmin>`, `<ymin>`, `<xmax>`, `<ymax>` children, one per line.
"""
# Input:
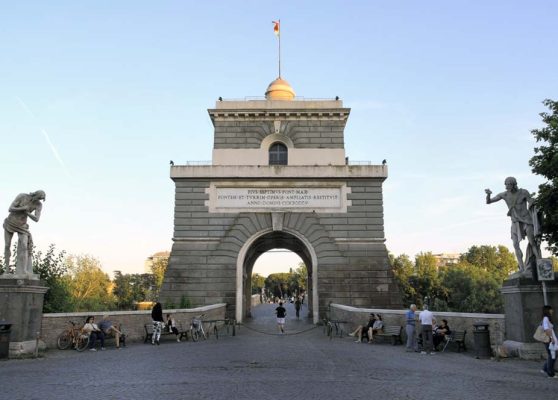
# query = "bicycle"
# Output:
<box><xmin>189</xmin><ymin>314</ymin><xmax>207</xmax><ymax>342</ymax></box>
<box><xmin>57</xmin><ymin>320</ymin><xmax>90</xmax><ymax>351</ymax></box>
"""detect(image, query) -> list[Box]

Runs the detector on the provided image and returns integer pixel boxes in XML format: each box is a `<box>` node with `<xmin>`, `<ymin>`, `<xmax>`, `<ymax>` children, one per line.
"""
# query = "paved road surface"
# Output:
<box><xmin>1</xmin><ymin>302</ymin><xmax>555</xmax><ymax>400</ymax></box>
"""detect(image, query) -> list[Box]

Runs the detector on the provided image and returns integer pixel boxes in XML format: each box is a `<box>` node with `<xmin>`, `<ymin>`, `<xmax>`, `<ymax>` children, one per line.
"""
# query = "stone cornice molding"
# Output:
<box><xmin>171</xmin><ymin>165</ymin><xmax>387</xmax><ymax>180</ymax></box>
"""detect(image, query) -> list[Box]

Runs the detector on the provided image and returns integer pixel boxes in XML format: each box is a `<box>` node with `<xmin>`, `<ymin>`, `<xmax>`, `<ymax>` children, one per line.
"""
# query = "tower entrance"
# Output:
<box><xmin>238</xmin><ymin>230</ymin><xmax>317</xmax><ymax>323</ymax></box>
<box><xmin>160</xmin><ymin>77</ymin><xmax>402</xmax><ymax>322</ymax></box>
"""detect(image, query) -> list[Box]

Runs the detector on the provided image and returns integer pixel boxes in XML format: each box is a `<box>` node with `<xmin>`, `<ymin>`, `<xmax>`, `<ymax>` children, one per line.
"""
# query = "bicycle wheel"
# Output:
<box><xmin>191</xmin><ymin>328</ymin><xmax>199</xmax><ymax>342</ymax></box>
<box><xmin>57</xmin><ymin>331</ymin><xmax>72</xmax><ymax>350</ymax></box>
<box><xmin>75</xmin><ymin>334</ymin><xmax>90</xmax><ymax>352</ymax></box>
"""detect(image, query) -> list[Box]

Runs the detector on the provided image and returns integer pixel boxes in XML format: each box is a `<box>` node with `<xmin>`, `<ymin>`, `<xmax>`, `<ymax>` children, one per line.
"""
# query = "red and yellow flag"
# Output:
<box><xmin>272</xmin><ymin>20</ymin><xmax>280</xmax><ymax>37</ymax></box>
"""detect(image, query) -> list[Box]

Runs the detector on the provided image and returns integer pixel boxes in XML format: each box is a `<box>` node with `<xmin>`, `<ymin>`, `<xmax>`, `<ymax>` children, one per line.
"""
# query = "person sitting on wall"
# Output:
<box><xmin>349</xmin><ymin>313</ymin><xmax>376</xmax><ymax>343</ymax></box>
<box><xmin>433</xmin><ymin>319</ymin><xmax>451</xmax><ymax>350</ymax></box>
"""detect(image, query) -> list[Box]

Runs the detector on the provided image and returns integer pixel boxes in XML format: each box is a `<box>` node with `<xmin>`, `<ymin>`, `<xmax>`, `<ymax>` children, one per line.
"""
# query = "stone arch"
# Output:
<box><xmin>236</xmin><ymin>227</ymin><xmax>319</xmax><ymax>324</ymax></box>
<box><xmin>260</xmin><ymin>133</ymin><xmax>294</xmax><ymax>150</ymax></box>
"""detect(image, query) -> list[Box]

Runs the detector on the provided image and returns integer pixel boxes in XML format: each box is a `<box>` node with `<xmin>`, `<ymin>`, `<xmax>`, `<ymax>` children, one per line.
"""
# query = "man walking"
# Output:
<box><xmin>275</xmin><ymin>301</ymin><xmax>286</xmax><ymax>334</ymax></box>
<box><xmin>419</xmin><ymin>305</ymin><xmax>435</xmax><ymax>355</ymax></box>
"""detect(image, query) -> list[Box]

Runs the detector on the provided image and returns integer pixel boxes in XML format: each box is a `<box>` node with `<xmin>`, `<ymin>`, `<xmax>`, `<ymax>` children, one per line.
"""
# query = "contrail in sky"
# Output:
<box><xmin>15</xmin><ymin>96</ymin><xmax>71</xmax><ymax>177</ymax></box>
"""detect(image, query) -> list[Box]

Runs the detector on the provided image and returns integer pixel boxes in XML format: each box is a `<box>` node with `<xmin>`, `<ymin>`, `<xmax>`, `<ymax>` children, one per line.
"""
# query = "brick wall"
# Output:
<box><xmin>41</xmin><ymin>303</ymin><xmax>226</xmax><ymax>349</ymax></box>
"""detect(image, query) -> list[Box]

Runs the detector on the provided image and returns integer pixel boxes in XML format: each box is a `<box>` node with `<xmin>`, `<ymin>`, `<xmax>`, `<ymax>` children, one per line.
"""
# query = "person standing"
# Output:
<box><xmin>405</xmin><ymin>304</ymin><xmax>418</xmax><ymax>352</ymax></box>
<box><xmin>294</xmin><ymin>297</ymin><xmax>302</xmax><ymax>319</ymax></box>
<box><xmin>419</xmin><ymin>305</ymin><xmax>435</xmax><ymax>355</ymax></box>
<box><xmin>541</xmin><ymin>305</ymin><xmax>557</xmax><ymax>378</ymax></box>
<box><xmin>151</xmin><ymin>302</ymin><xmax>164</xmax><ymax>345</ymax></box>
<box><xmin>275</xmin><ymin>301</ymin><xmax>287</xmax><ymax>334</ymax></box>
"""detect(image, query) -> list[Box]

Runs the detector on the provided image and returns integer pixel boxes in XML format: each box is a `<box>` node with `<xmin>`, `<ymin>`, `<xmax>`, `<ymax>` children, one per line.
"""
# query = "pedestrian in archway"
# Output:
<box><xmin>295</xmin><ymin>297</ymin><xmax>302</xmax><ymax>318</ymax></box>
<box><xmin>276</xmin><ymin>301</ymin><xmax>286</xmax><ymax>334</ymax></box>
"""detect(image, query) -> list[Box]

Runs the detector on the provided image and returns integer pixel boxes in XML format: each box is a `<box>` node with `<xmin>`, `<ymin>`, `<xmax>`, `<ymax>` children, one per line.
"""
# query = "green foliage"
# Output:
<box><xmin>164</xmin><ymin>300</ymin><xmax>176</xmax><ymax>309</ymax></box>
<box><xmin>65</xmin><ymin>254</ymin><xmax>116</xmax><ymax>311</ymax></box>
<box><xmin>529</xmin><ymin>99</ymin><xmax>558</xmax><ymax>256</ymax></box>
<box><xmin>390</xmin><ymin>253</ymin><xmax>416</xmax><ymax>306</ymax></box>
<box><xmin>179</xmin><ymin>295</ymin><xmax>191</xmax><ymax>309</ymax></box>
<box><xmin>33</xmin><ymin>244</ymin><xmax>74</xmax><ymax>312</ymax></box>
<box><xmin>112</xmin><ymin>271</ymin><xmax>155</xmax><ymax>310</ymax></box>
<box><xmin>459</xmin><ymin>245</ymin><xmax>517</xmax><ymax>281</ymax></box>
<box><xmin>251</xmin><ymin>273</ymin><xmax>265</xmax><ymax>294</ymax></box>
<box><xmin>150</xmin><ymin>256</ymin><xmax>168</xmax><ymax>295</ymax></box>
<box><xmin>391</xmin><ymin>245</ymin><xmax>513</xmax><ymax>313</ymax></box>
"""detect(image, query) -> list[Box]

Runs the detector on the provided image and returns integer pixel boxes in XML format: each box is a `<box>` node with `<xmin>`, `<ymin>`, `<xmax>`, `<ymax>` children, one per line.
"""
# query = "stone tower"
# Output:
<box><xmin>161</xmin><ymin>77</ymin><xmax>401</xmax><ymax>322</ymax></box>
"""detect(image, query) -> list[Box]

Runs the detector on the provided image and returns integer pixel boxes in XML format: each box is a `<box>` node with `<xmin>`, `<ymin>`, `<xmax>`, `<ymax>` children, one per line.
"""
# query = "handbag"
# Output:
<box><xmin>533</xmin><ymin>325</ymin><xmax>550</xmax><ymax>343</ymax></box>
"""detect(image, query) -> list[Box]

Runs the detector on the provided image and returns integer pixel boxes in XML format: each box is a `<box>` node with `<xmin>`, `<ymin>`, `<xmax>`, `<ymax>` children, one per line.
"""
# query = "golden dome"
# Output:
<box><xmin>265</xmin><ymin>77</ymin><xmax>296</xmax><ymax>100</ymax></box>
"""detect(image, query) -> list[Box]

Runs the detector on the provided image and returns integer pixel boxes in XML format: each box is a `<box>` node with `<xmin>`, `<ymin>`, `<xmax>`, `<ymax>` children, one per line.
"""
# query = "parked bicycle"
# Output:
<box><xmin>190</xmin><ymin>314</ymin><xmax>207</xmax><ymax>342</ymax></box>
<box><xmin>57</xmin><ymin>320</ymin><xmax>89</xmax><ymax>351</ymax></box>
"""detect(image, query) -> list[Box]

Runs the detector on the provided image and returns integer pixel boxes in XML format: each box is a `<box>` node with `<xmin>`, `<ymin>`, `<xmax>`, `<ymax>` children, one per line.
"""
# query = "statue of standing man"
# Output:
<box><xmin>3</xmin><ymin>190</ymin><xmax>46</xmax><ymax>277</ymax></box>
<box><xmin>485</xmin><ymin>177</ymin><xmax>541</xmax><ymax>274</ymax></box>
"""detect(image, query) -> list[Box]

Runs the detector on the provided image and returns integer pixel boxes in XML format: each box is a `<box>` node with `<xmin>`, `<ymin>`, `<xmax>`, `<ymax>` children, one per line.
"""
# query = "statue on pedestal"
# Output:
<box><xmin>485</xmin><ymin>177</ymin><xmax>541</xmax><ymax>275</ymax></box>
<box><xmin>2</xmin><ymin>190</ymin><xmax>46</xmax><ymax>277</ymax></box>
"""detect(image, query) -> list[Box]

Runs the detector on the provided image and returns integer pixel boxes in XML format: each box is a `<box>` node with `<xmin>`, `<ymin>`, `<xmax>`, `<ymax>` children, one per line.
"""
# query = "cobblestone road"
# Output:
<box><xmin>1</xmin><ymin>303</ymin><xmax>556</xmax><ymax>400</ymax></box>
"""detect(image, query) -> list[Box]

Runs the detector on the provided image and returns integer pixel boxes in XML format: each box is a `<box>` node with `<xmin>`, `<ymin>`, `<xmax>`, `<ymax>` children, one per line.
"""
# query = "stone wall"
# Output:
<box><xmin>40</xmin><ymin>303</ymin><xmax>226</xmax><ymax>349</ymax></box>
<box><xmin>212</xmin><ymin>119</ymin><xmax>347</xmax><ymax>150</ymax></box>
<box><xmin>330</xmin><ymin>303</ymin><xmax>506</xmax><ymax>351</ymax></box>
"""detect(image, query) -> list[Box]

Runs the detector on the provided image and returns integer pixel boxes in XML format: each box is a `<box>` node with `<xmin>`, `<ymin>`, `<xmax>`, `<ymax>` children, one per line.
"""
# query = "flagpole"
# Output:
<box><xmin>278</xmin><ymin>19</ymin><xmax>281</xmax><ymax>78</ymax></box>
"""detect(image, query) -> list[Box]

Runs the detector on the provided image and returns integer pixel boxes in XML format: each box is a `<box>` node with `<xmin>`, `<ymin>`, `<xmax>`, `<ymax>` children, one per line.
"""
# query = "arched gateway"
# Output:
<box><xmin>160</xmin><ymin>77</ymin><xmax>401</xmax><ymax>323</ymax></box>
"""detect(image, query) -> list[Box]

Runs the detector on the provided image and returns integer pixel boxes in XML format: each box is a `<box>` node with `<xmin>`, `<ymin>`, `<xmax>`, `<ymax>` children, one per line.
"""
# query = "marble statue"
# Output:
<box><xmin>485</xmin><ymin>177</ymin><xmax>541</xmax><ymax>274</ymax></box>
<box><xmin>3</xmin><ymin>190</ymin><xmax>46</xmax><ymax>276</ymax></box>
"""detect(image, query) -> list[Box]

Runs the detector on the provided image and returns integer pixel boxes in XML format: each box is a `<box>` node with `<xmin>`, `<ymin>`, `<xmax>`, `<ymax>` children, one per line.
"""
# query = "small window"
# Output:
<box><xmin>269</xmin><ymin>142</ymin><xmax>288</xmax><ymax>165</ymax></box>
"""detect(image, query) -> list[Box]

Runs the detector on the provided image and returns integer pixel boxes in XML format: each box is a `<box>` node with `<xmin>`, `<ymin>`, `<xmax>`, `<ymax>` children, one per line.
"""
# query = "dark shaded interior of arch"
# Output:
<box><xmin>244</xmin><ymin>231</ymin><xmax>312</xmax><ymax>276</ymax></box>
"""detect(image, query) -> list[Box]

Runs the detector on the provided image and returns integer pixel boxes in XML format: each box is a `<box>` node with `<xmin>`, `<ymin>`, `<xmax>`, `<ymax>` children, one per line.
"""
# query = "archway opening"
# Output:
<box><xmin>238</xmin><ymin>230</ymin><xmax>316</xmax><ymax>323</ymax></box>
<box><xmin>251</xmin><ymin>249</ymin><xmax>307</xmax><ymax>308</ymax></box>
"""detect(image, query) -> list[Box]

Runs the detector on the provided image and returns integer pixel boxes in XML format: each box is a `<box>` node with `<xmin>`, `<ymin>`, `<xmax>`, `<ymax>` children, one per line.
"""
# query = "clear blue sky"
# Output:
<box><xmin>1</xmin><ymin>1</ymin><xmax>557</xmax><ymax>276</ymax></box>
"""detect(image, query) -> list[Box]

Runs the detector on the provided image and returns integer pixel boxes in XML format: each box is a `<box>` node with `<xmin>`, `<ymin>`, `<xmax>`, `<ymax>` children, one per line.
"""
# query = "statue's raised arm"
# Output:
<box><xmin>485</xmin><ymin>177</ymin><xmax>540</xmax><ymax>275</ymax></box>
<box><xmin>2</xmin><ymin>190</ymin><xmax>46</xmax><ymax>278</ymax></box>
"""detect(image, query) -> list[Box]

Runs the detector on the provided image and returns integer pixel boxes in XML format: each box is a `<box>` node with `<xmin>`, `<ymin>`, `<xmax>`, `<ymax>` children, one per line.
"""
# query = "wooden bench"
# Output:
<box><xmin>374</xmin><ymin>325</ymin><xmax>403</xmax><ymax>345</ymax></box>
<box><xmin>441</xmin><ymin>330</ymin><xmax>467</xmax><ymax>352</ymax></box>
<box><xmin>144</xmin><ymin>323</ymin><xmax>188</xmax><ymax>343</ymax></box>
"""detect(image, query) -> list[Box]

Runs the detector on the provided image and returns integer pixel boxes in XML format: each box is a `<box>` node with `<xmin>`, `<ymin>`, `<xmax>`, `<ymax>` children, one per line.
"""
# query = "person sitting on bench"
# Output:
<box><xmin>98</xmin><ymin>315</ymin><xmax>124</xmax><ymax>349</ymax></box>
<box><xmin>349</xmin><ymin>313</ymin><xmax>376</xmax><ymax>343</ymax></box>
<box><xmin>433</xmin><ymin>319</ymin><xmax>451</xmax><ymax>350</ymax></box>
<box><xmin>166</xmin><ymin>314</ymin><xmax>181</xmax><ymax>342</ymax></box>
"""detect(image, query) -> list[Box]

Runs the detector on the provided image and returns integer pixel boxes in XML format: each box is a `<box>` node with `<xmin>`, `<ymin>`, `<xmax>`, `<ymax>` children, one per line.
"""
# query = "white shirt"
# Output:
<box><xmin>542</xmin><ymin>316</ymin><xmax>557</xmax><ymax>343</ymax></box>
<box><xmin>419</xmin><ymin>310</ymin><xmax>434</xmax><ymax>326</ymax></box>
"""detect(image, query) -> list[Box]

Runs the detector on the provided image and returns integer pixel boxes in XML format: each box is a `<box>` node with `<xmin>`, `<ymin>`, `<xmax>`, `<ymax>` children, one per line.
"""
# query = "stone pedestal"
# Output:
<box><xmin>501</xmin><ymin>275</ymin><xmax>558</xmax><ymax>359</ymax></box>
<box><xmin>0</xmin><ymin>277</ymin><xmax>48</xmax><ymax>357</ymax></box>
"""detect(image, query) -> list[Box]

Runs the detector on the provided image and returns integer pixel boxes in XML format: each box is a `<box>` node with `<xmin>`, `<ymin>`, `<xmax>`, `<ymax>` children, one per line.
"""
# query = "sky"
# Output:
<box><xmin>1</xmin><ymin>1</ymin><xmax>557</xmax><ymax>277</ymax></box>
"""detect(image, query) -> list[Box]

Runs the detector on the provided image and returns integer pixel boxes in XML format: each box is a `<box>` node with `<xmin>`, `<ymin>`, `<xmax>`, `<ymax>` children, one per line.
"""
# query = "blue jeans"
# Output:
<box><xmin>406</xmin><ymin>325</ymin><xmax>416</xmax><ymax>350</ymax></box>
<box><xmin>543</xmin><ymin>342</ymin><xmax>556</xmax><ymax>377</ymax></box>
<box><xmin>89</xmin><ymin>331</ymin><xmax>105</xmax><ymax>349</ymax></box>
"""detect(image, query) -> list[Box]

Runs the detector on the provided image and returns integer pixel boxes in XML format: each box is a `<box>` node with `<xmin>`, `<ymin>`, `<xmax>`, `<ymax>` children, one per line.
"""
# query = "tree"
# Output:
<box><xmin>33</xmin><ymin>244</ymin><xmax>74</xmax><ymax>312</ymax></box>
<box><xmin>389</xmin><ymin>253</ymin><xmax>416</xmax><ymax>307</ymax></box>
<box><xmin>112</xmin><ymin>271</ymin><xmax>155</xmax><ymax>310</ymax></box>
<box><xmin>251</xmin><ymin>273</ymin><xmax>265</xmax><ymax>294</ymax></box>
<box><xmin>150</xmin><ymin>256</ymin><xmax>168</xmax><ymax>297</ymax></box>
<box><xmin>460</xmin><ymin>245</ymin><xmax>517</xmax><ymax>281</ymax></box>
<box><xmin>529</xmin><ymin>99</ymin><xmax>558</xmax><ymax>256</ymax></box>
<box><xmin>414</xmin><ymin>252</ymin><xmax>446</xmax><ymax>306</ymax></box>
<box><xmin>265</xmin><ymin>273</ymin><xmax>292</xmax><ymax>298</ymax></box>
<box><xmin>65</xmin><ymin>255</ymin><xmax>115</xmax><ymax>311</ymax></box>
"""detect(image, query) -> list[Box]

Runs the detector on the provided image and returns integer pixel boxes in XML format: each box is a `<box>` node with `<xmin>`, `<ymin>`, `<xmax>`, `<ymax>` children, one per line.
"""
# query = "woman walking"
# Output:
<box><xmin>541</xmin><ymin>305</ymin><xmax>557</xmax><ymax>378</ymax></box>
<box><xmin>151</xmin><ymin>302</ymin><xmax>164</xmax><ymax>345</ymax></box>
